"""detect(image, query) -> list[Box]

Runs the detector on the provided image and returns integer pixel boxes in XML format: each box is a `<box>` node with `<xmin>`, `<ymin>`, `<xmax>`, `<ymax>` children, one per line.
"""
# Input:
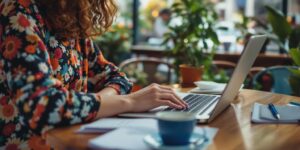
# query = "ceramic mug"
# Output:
<box><xmin>156</xmin><ymin>111</ymin><xmax>196</xmax><ymax>145</ymax></box>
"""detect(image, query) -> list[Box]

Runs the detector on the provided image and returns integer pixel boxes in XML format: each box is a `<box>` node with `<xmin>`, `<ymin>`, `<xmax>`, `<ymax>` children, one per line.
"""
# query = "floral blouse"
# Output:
<box><xmin>0</xmin><ymin>0</ymin><xmax>132</xmax><ymax>149</ymax></box>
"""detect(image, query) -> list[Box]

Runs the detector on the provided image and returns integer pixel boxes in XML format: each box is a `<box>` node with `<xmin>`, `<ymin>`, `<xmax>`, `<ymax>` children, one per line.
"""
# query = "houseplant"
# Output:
<box><xmin>163</xmin><ymin>0</ymin><xmax>220</xmax><ymax>86</ymax></box>
<box><xmin>265</xmin><ymin>6</ymin><xmax>292</xmax><ymax>53</ymax></box>
<box><xmin>256</xmin><ymin>6</ymin><xmax>300</xmax><ymax>53</ymax></box>
<box><xmin>235</xmin><ymin>6</ymin><xmax>299</xmax><ymax>54</ymax></box>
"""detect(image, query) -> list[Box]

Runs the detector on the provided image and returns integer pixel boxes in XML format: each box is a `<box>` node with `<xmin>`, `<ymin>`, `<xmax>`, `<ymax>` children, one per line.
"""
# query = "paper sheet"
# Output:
<box><xmin>77</xmin><ymin>118</ymin><xmax>158</xmax><ymax>133</ymax></box>
<box><xmin>88</xmin><ymin>127</ymin><xmax>218</xmax><ymax>150</ymax></box>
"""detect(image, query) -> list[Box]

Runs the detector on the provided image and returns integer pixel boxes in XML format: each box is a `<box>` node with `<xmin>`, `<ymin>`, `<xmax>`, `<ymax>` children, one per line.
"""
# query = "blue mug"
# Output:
<box><xmin>156</xmin><ymin>111</ymin><xmax>196</xmax><ymax>145</ymax></box>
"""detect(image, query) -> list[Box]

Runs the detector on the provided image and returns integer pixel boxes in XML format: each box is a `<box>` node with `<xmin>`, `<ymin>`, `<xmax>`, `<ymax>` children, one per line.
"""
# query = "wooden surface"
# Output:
<box><xmin>131</xmin><ymin>45</ymin><xmax>293</xmax><ymax>67</ymax></box>
<box><xmin>46</xmin><ymin>89</ymin><xmax>300</xmax><ymax>150</ymax></box>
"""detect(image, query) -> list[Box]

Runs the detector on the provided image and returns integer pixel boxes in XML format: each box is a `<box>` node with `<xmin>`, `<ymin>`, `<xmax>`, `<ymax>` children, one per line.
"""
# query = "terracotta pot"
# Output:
<box><xmin>179</xmin><ymin>64</ymin><xmax>204</xmax><ymax>87</ymax></box>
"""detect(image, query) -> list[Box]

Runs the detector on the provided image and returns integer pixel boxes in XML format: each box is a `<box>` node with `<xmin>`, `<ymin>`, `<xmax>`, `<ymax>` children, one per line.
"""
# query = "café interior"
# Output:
<box><xmin>106</xmin><ymin>0</ymin><xmax>300</xmax><ymax>96</ymax></box>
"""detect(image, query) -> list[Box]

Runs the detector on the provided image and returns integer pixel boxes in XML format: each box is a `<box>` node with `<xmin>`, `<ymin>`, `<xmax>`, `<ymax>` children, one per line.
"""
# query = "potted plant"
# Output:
<box><xmin>163</xmin><ymin>0</ymin><xmax>220</xmax><ymax>86</ymax></box>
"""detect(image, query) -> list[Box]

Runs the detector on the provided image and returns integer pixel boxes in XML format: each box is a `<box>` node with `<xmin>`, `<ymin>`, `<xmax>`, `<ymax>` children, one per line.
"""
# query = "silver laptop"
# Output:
<box><xmin>120</xmin><ymin>35</ymin><xmax>267</xmax><ymax>123</ymax></box>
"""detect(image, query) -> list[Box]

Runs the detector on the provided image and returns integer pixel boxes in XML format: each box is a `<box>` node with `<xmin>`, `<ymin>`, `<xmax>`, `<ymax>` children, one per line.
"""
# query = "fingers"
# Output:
<box><xmin>157</xmin><ymin>100</ymin><xmax>182</xmax><ymax>109</ymax></box>
<box><xmin>158</xmin><ymin>85</ymin><xmax>188</xmax><ymax>107</ymax></box>
<box><xmin>148</xmin><ymin>83</ymin><xmax>188</xmax><ymax>109</ymax></box>
<box><xmin>159</xmin><ymin>89</ymin><xmax>187</xmax><ymax>108</ymax></box>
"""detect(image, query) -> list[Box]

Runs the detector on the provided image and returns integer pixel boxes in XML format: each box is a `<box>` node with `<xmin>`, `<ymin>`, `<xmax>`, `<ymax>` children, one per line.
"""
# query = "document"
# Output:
<box><xmin>88</xmin><ymin>127</ymin><xmax>218</xmax><ymax>150</ymax></box>
<box><xmin>77</xmin><ymin>118</ymin><xmax>157</xmax><ymax>133</ymax></box>
<box><xmin>89</xmin><ymin>127</ymin><xmax>155</xmax><ymax>150</ymax></box>
<box><xmin>251</xmin><ymin>103</ymin><xmax>300</xmax><ymax>123</ymax></box>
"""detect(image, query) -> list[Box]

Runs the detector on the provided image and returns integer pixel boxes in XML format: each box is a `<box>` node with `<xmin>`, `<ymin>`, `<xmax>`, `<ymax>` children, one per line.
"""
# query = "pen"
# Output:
<box><xmin>268</xmin><ymin>103</ymin><xmax>280</xmax><ymax>120</ymax></box>
<box><xmin>289</xmin><ymin>101</ymin><xmax>300</xmax><ymax>107</ymax></box>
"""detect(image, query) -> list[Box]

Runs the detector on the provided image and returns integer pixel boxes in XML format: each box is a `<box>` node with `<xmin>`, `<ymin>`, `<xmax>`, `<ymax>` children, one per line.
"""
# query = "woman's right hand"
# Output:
<box><xmin>124</xmin><ymin>83</ymin><xmax>188</xmax><ymax>113</ymax></box>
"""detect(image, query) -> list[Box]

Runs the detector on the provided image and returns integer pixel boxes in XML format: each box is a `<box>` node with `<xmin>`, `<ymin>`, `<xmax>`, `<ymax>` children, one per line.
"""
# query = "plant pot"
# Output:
<box><xmin>179</xmin><ymin>64</ymin><xmax>204</xmax><ymax>87</ymax></box>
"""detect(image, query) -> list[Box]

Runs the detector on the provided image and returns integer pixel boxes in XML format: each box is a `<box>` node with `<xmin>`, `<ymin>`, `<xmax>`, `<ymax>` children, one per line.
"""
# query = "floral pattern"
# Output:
<box><xmin>0</xmin><ymin>0</ymin><xmax>132</xmax><ymax>149</ymax></box>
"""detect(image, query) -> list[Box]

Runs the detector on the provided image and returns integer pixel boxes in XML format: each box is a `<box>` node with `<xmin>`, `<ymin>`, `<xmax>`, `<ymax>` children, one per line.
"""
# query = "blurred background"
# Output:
<box><xmin>93</xmin><ymin>0</ymin><xmax>300</xmax><ymax>96</ymax></box>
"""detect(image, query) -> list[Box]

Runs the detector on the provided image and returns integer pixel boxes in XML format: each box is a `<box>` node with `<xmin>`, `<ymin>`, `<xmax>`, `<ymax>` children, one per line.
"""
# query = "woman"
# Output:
<box><xmin>0</xmin><ymin>0</ymin><xmax>187</xmax><ymax>149</ymax></box>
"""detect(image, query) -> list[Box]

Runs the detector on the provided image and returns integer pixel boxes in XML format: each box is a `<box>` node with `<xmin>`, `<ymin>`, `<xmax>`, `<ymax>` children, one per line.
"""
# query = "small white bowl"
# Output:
<box><xmin>194</xmin><ymin>81</ymin><xmax>219</xmax><ymax>90</ymax></box>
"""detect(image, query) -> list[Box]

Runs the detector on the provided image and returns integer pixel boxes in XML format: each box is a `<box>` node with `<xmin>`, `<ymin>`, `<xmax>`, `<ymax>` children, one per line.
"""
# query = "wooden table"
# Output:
<box><xmin>46</xmin><ymin>89</ymin><xmax>300</xmax><ymax>150</ymax></box>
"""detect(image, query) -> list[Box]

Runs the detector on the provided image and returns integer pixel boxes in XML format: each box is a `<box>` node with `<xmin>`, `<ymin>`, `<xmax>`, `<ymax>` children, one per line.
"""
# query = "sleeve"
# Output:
<box><xmin>87</xmin><ymin>43</ymin><xmax>132</xmax><ymax>95</ymax></box>
<box><xmin>0</xmin><ymin>7</ymin><xmax>100</xmax><ymax>134</ymax></box>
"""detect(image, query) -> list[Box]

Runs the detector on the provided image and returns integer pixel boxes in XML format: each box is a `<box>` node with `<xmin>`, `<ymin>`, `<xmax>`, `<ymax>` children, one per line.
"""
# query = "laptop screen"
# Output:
<box><xmin>208</xmin><ymin>35</ymin><xmax>267</xmax><ymax>122</ymax></box>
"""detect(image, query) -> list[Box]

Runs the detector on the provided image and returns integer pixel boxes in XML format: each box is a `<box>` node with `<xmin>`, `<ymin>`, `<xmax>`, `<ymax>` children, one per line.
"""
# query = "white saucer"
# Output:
<box><xmin>194</xmin><ymin>81</ymin><xmax>220</xmax><ymax>90</ymax></box>
<box><xmin>143</xmin><ymin>132</ymin><xmax>207</xmax><ymax>150</ymax></box>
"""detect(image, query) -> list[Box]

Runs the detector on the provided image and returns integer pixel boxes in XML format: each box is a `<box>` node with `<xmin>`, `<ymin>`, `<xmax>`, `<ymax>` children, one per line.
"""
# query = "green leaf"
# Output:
<box><xmin>265</xmin><ymin>5</ymin><xmax>292</xmax><ymax>43</ymax></box>
<box><xmin>290</xmin><ymin>69</ymin><xmax>300</xmax><ymax>77</ymax></box>
<box><xmin>289</xmin><ymin>27</ymin><xmax>300</xmax><ymax>49</ymax></box>
<box><xmin>208</xmin><ymin>28</ymin><xmax>220</xmax><ymax>45</ymax></box>
<box><xmin>171</xmin><ymin>2</ymin><xmax>181</xmax><ymax>8</ymax></box>
<box><xmin>289</xmin><ymin>48</ymin><xmax>300</xmax><ymax>66</ymax></box>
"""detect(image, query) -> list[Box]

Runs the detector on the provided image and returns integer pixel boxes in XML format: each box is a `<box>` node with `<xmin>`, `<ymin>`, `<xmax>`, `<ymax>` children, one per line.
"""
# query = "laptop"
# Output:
<box><xmin>120</xmin><ymin>35</ymin><xmax>267</xmax><ymax>123</ymax></box>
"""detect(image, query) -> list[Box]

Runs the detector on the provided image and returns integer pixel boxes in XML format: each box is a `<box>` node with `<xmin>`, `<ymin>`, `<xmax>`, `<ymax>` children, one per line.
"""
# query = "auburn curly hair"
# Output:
<box><xmin>36</xmin><ymin>0</ymin><xmax>118</xmax><ymax>39</ymax></box>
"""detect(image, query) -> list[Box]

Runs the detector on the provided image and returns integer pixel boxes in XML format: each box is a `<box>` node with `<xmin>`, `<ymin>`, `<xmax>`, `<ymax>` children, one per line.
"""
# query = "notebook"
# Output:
<box><xmin>251</xmin><ymin>103</ymin><xmax>300</xmax><ymax>123</ymax></box>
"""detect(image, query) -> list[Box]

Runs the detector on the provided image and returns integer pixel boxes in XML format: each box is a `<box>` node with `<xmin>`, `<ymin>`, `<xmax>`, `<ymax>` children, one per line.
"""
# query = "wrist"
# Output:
<box><xmin>121</xmin><ymin>95</ymin><xmax>134</xmax><ymax>112</ymax></box>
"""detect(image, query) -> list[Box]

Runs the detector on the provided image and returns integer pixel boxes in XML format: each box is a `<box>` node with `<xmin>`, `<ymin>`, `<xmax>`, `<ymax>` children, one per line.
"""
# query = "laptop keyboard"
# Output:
<box><xmin>164</xmin><ymin>94</ymin><xmax>219</xmax><ymax>114</ymax></box>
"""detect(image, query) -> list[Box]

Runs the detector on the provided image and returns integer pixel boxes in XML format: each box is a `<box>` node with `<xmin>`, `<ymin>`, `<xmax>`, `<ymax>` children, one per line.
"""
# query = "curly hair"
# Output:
<box><xmin>36</xmin><ymin>0</ymin><xmax>118</xmax><ymax>39</ymax></box>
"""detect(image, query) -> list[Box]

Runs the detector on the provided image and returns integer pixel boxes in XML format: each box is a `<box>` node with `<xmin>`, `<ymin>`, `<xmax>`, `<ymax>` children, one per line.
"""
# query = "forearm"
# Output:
<box><xmin>95</xmin><ymin>94</ymin><xmax>132</xmax><ymax>118</ymax></box>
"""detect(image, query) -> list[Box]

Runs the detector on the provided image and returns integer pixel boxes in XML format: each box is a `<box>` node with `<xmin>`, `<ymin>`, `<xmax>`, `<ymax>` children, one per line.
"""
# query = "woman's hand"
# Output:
<box><xmin>125</xmin><ymin>83</ymin><xmax>188</xmax><ymax>113</ymax></box>
<box><xmin>95</xmin><ymin>83</ymin><xmax>188</xmax><ymax>118</ymax></box>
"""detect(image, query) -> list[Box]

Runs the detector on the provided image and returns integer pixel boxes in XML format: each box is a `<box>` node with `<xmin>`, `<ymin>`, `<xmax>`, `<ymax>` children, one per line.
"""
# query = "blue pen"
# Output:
<box><xmin>289</xmin><ymin>101</ymin><xmax>300</xmax><ymax>107</ymax></box>
<box><xmin>268</xmin><ymin>103</ymin><xmax>280</xmax><ymax>120</ymax></box>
